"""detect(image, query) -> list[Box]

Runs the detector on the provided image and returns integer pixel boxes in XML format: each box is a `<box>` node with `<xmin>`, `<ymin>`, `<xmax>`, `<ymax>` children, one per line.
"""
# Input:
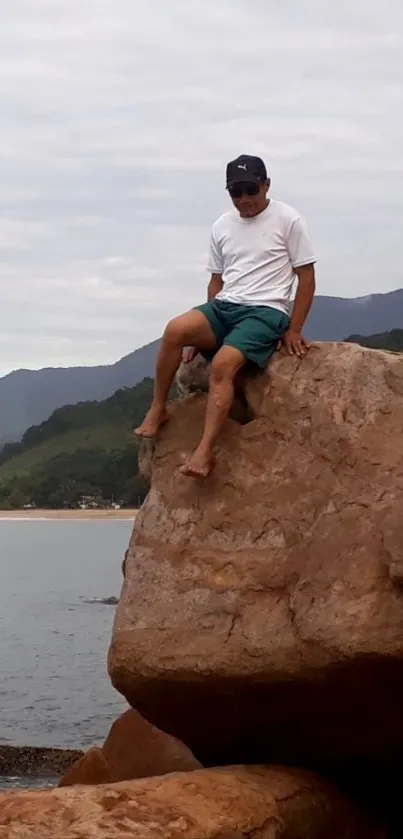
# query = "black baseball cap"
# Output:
<box><xmin>226</xmin><ymin>154</ymin><xmax>267</xmax><ymax>188</ymax></box>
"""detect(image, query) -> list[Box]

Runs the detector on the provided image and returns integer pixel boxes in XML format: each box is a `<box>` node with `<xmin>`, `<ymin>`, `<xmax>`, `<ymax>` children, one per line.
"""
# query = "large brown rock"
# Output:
<box><xmin>59</xmin><ymin>709</ymin><xmax>200</xmax><ymax>786</ymax></box>
<box><xmin>0</xmin><ymin>765</ymin><xmax>381</xmax><ymax>838</ymax></box>
<box><xmin>108</xmin><ymin>343</ymin><xmax>403</xmax><ymax>768</ymax></box>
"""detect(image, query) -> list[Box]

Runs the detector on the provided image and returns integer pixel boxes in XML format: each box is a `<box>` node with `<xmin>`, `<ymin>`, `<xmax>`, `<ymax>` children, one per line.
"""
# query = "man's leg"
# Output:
<box><xmin>179</xmin><ymin>345</ymin><xmax>246</xmax><ymax>478</ymax></box>
<box><xmin>134</xmin><ymin>310</ymin><xmax>217</xmax><ymax>438</ymax></box>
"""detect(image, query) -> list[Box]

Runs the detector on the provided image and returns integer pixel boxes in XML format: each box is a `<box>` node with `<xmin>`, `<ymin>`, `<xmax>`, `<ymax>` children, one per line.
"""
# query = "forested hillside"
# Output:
<box><xmin>347</xmin><ymin>328</ymin><xmax>403</xmax><ymax>352</ymax></box>
<box><xmin>0</xmin><ymin>379</ymin><xmax>154</xmax><ymax>509</ymax></box>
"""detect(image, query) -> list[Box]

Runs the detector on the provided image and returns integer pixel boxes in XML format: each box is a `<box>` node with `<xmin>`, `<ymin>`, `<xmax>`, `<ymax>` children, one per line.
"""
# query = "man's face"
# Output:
<box><xmin>227</xmin><ymin>181</ymin><xmax>269</xmax><ymax>218</ymax></box>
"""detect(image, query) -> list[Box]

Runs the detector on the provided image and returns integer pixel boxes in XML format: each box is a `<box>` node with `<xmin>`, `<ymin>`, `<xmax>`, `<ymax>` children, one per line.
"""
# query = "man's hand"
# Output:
<box><xmin>281</xmin><ymin>263</ymin><xmax>315</xmax><ymax>359</ymax></box>
<box><xmin>182</xmin><ymin>346</ymin><xmax>198</xmax><ymax>364</ymax></box>
<box><xmin>281</xmin><ymin>328</ymin><xmax>310</xmax><ymax>358</ymax></box>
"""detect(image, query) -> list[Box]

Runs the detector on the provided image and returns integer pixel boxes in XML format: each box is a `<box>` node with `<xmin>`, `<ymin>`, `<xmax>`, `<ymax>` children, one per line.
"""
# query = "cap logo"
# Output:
<box><xmin>237</xmin><ymin>164</ymin><xmax>247</xmax><ymax>170</ymax></box>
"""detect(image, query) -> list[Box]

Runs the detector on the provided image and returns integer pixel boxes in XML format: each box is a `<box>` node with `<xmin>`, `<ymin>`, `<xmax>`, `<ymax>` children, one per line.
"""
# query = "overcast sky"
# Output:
<box><xmin>0</xmin><ymin>0</ymin><xmax>402</xmax><ymax>376</ymax></box>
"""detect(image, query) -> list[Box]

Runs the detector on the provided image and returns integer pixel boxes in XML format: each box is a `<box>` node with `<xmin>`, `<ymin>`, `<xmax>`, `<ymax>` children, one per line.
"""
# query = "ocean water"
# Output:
<box><xmin>0</xmin><ymin>519</ymin><xmax>132</xmax><ymax>759</ymax></box>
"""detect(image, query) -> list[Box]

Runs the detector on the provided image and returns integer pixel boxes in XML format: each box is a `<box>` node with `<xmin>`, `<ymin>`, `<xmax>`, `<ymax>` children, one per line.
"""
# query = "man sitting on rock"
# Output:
<box><xmin>135</xmin><ymin>154</ymin><xmax>316</xmax><ymax>478</ymax></box>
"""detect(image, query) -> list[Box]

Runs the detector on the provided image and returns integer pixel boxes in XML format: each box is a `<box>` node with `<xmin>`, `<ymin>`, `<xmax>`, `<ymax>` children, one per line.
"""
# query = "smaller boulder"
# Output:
<box><xmin>175</xmin><ymin>353</ymin><xmax>210</xmax><ymax>396</ymax></box>
<box><xmin>102</xmin><ymin>708</ymin><xmax>201</xmax><ymax>782</ymax></box>
<box><xmin>59</xmin><ymin>709</ymin><xmax>201</xmax><ymax>786</ymax></box>
<box><xmin>58</xmin><ymin>747</ymin><xmax>112</xmax><ymax>787</ymax></box>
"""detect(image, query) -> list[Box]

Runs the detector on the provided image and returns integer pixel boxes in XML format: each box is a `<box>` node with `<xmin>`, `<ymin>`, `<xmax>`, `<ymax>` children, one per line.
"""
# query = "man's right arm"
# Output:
<box><xmin>208</xmin><ymin>273</ymin><xmax>223</xmax><ymax>301</ymax></box>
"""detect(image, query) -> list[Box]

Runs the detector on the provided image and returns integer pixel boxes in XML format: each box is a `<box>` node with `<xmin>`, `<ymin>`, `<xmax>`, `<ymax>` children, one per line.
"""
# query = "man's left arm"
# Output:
<box><xmin>284</xmin><ymin>263</ymin><xmax>315</xmax><ymax>357</ymax></box>
<box><xmin>283</xmin><ymin>214</ymin><xmax>316</xmax><ymax>358</ymax></box>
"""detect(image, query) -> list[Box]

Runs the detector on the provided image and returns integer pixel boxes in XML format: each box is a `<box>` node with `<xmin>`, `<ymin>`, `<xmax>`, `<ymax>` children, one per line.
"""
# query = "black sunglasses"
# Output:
<box><xmin>227</xmin><ymin>182</ymin><xmax>260</xmax><ymax>199</ymax></box>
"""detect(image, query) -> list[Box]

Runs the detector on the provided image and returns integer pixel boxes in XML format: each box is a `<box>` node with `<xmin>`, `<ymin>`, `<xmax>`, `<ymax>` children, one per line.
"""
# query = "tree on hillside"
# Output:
<box><xmin>347</xmin><ymin>329</ymin><xmax>403</xmax><ymax>352</ymax></box>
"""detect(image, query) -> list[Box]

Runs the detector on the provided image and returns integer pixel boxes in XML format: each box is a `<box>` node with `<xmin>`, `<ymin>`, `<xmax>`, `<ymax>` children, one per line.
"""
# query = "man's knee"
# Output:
<box><xmin>163</xmin><ymin>316</ymin><xmax>187</xmax><ymax>346</ymax></box>
<box><xmin>210</xmin><ymin>348</ymin><xmax>245</xmax><ymax>382</ymax></box>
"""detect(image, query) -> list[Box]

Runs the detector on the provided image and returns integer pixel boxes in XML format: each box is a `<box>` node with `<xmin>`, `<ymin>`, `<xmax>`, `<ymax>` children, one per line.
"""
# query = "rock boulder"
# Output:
<box><xmin>59</xmin><ymin>747</ymin><xmax>112</xmax><ymax>787</ymax></box>
<box><xmin>59</xmin><ymin>709</ymin><xmax>200</xmax><ymax>786</ymax></box>
<box><xmin>108</xmin><ymin>343</ymin><xmax>403</xmax><ymax>768</ymax></box>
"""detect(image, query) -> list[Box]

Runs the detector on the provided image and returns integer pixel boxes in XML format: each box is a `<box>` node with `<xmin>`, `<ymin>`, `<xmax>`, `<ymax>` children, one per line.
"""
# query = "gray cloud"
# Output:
<box><xmin>0</xmin><ymin>0</ymin><xmax>402</xmax><ymax>374</ymax></box>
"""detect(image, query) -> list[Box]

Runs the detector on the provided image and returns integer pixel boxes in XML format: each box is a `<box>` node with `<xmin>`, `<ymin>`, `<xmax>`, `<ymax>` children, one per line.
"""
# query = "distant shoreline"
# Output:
<box><xmin>0</xmin><ymin>508</ymin><xmax>138</xmax><ymax>520</ymax></box>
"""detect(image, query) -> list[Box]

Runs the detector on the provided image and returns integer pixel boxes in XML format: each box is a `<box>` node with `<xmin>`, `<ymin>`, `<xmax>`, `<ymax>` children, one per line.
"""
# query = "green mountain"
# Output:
<box><xmin>0</xmin><ymin>340</ymin><xmax>159</xmax><ymax>445</ymax></box>
<box><xmin>0</xmin><ymin>379</ymin><xmax>154</xmax><ymax>510</ymax></box>
<box><xmin>347</xmin><ymin>328</ymin><xmax>403</xmax><ymax>352</ymax></box>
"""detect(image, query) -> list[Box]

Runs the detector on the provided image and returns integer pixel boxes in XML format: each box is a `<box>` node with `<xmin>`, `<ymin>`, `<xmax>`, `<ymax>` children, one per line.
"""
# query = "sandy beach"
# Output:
<box><xmin>0</xmin><ymin>508</ymin><xmax>138</xmax><ymax>520</ymax></box>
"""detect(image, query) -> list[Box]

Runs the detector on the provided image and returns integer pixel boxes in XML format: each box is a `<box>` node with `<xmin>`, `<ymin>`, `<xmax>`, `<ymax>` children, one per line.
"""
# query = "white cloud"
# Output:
<box><xmin>0</xmin><ymin>0</ymin><xmax>402</xmax><ymax>374</ymax></box>
<box><xmin>0</xmin><ymin>219</ymin><xmax>51</xmax><ymax>249</ymax></box>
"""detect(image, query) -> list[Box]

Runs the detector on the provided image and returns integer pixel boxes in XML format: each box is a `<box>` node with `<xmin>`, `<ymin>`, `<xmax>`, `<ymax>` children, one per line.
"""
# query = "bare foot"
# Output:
<box><xmin>179</xmin><ymin>449</ymin><xmax>215</xmax><ymax>479</ymax></box>
<box><xmin>134</xmin><ymin>407</ymin><xmax>168</xmax><ymax>439</ymax></box>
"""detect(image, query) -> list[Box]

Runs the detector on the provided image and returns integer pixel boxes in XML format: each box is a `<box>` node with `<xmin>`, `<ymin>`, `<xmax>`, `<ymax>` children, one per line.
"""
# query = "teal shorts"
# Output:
<box><xmin>195</xmin><ymin>299</ymin><xmax>290</xmax><ymax>369</ymax></box>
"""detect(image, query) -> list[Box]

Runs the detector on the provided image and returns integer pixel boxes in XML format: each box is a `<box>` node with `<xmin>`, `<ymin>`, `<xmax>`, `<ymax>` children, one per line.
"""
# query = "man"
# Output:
<box><xmin>135</xmin><ymin>154</ymin><xmax>316</xmax><ymax>478</ymax></box>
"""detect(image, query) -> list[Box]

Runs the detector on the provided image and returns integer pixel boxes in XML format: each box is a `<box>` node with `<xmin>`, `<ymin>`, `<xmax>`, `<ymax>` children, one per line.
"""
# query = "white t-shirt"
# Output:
<box><xmin>207</xmin><ymin>199</ymin><xmax>316</xmax><ymax>315</ymax></box>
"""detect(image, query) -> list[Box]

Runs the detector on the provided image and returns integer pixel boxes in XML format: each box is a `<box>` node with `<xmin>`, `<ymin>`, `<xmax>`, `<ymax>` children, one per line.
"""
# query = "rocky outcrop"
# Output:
<box><xmin>59</xmin><ymin>709</ymin><xmax>200</xmax><ymax>786</ymax></box>
<box><xmin>0</xmin><ymin>745</ymin><xmax>83</xmax><ymax>781</ymax></box>
<box><xmin>82</xmin><ymin>596</ymin><xmax>119</xmax><ymax>605</ymax></box>
<box><xmin>0</xmin><ymin>765</ymin><xmax>381</xmax><ymax>838</ymax></box>
<box><xmin>108</xmin><ymin>343</ymin><xmax>403</xmax><ymax>774</ymax></box>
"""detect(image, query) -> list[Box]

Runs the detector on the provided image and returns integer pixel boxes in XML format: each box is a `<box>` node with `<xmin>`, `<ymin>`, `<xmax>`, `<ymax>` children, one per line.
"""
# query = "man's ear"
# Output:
<box><xmin>266</xmin><ymin>178</ymin><xmax>271</xmax><ymax>192</ymax></box>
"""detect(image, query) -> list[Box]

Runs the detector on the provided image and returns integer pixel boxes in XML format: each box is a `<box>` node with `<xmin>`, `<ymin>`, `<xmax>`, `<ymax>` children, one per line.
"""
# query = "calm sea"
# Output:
<box><xmin>0</xmin><ymin>519</ymin><xmax>132</xmax><ymax>764</ymax></box>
